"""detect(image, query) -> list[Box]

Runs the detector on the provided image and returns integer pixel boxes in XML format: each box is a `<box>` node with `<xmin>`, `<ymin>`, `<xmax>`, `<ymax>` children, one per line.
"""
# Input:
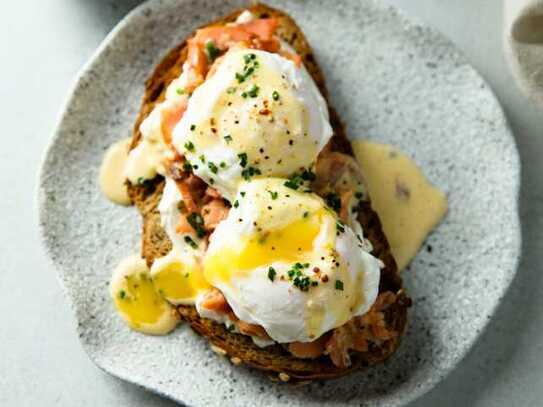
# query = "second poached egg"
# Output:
<box><xmin>202</xmin><ymin>178</ymin><xmax>381</xmax><ymax>343</ymax></box>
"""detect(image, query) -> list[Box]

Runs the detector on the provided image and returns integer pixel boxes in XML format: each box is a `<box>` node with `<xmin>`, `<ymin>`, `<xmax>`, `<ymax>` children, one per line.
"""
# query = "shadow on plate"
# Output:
<box><xmin>75</xmin><ymin>0</ymin><xmax>145</xmax><ymax>33</ymax></box>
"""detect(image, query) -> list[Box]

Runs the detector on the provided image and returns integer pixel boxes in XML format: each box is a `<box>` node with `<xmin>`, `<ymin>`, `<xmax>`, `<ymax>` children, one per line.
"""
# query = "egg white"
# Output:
<box><xmin>203</xmin><ymin>178</ymin><xmax>381</xmax><ymax>343</ymax></box>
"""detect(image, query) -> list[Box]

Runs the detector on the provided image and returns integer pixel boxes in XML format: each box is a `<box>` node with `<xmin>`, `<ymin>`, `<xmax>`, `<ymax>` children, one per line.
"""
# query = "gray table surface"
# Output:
<box><xmin>1</xmin><ymin>0</ymin><xmax>541</xmax><ymax>405</ymax></box>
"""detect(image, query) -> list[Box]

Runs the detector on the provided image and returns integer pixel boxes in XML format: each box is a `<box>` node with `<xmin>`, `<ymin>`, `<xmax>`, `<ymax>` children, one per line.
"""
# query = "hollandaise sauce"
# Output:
<box><xmin>352</xmin><ymin>140</ymin><xmax>448</xmax><ymax>271</ymax></box>
<box><xmin>99</xmin><ymin>138</ymin><xmax>132</xmax><ymax>206</ymax></box>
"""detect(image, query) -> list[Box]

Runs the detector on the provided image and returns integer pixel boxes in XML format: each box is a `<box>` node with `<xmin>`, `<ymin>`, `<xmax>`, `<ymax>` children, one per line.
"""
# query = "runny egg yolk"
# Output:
<box><xmin>204</xmin><ymin>211</ymin><xmax>327</xmax><ymax>284</ymax></box>
<box><xmin>114</xmin><ymin>272</ymin><xmax>168</xmax><ymax>326</ymax></box>
<box><xmin>151</xmin><ymin>258</ymin><xmax>210</xmax><ymax>304</ymax></box>
<box><xmin>110</xmin><ymin>256</ymin><xmax>179</xmax><ymax>335</ymax></box>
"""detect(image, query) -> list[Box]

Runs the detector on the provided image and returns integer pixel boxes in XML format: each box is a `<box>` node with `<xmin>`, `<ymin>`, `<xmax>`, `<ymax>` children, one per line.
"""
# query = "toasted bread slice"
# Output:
<box><xmin>127</xmin><ymin>3</ymin><xmax>410</xmax><ymax>381</ymax></box>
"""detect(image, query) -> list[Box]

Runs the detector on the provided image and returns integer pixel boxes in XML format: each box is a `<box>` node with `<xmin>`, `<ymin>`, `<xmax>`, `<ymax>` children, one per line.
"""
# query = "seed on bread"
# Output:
<box><xmin>278</xmin><ymin>373</ymin><xmax>291</xmax><ymax>382</ymax></box>
<box><xmin>211</xmin><ymin>345</ymin><xmax>227</xmax><ymax>356</ymax></box>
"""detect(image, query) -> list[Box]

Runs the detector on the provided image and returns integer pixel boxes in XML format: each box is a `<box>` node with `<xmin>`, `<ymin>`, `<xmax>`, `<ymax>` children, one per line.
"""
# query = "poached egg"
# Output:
<box><xmin>202</xmin><ymin>178</ymin><xmax>381</xmax><ymax>343</ymax></box>
<box><xmin>172</xmin><ymin>48</ymin><xmax>333</xmax><ymax>202</ymax></box>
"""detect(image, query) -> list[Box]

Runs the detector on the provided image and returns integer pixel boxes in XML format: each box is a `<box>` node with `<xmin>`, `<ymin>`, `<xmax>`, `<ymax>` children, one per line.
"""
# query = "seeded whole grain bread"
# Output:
<box><xmin>127</xmin><ymin>3</ymin><xmax>410</xmax><ymax>381</ymax></box>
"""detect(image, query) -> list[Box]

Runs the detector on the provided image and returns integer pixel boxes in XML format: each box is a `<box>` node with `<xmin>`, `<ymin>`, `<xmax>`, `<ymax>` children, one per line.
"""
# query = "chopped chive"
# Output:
<box><xmin>184</xmin><ymin>235</ymin><xmax>198</xmax><ymax>249</ymax></box>
<box><xmin>241</xmin><ymin>166</ymin><xmax>261</xmax><ymax>180</ymax></box>
<box><xmin>268</xmin><ymin>267</ymin><xmax>276</xmax><ymax>282</ymax></box>
<box><xmin>224</xmin><ymin>134</ymin><xmax>233</xmax><ymax>143</ymax></box>
<box><xmin>247</xmin><ymin>84</ymin><xmax>259</xmax><ymax>98</ymax></box>
<box><xmin>204</xmin><ymin>40</ymin><xmax>220</xmax><ymax>62</ymax></box>
<box><xmin>186</xmin><ymin>212</ymin><xmax>206</xmax><ymax>238</ymax></box>
<box><xmin>335</xmin><ymin>280</ymin><xmax>344</xmax><ymax>291</ymax></box>
<box><xmin>300</xmin><ymin>169</ymin><xmax>316</xmax><ymax>181</ymax></box>
<box><xmin>237</xmin><ymin>152</ymin><xmax>248</xmax><ymax>168</ymax></box>
<box><xmin>208</xmin><ymin>162</ymin><xmax>218</xmax><ymax>174</ymax></box>
<box><xmin>272</xmin><ymin>90</ymin><xmax>280</xmax><ymax>101</ymax></box>
<box><xmin>184</xmin><ymin>141</ymin><xmax>195</xmax><ymax>152</ymax></box>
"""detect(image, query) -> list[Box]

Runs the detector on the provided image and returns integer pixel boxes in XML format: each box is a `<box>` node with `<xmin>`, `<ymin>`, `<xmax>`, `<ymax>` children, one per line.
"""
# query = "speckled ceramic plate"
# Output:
<box><xmin>38</xmin><ymin>0</ymin><xmax>521</xmax><ymax>406</ymax></box>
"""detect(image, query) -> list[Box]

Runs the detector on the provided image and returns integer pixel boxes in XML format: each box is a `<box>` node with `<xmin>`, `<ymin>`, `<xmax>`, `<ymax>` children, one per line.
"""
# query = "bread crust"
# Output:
<box><xmin>127</xmin><ymin>3</ymin><xmax>410</xmax><ymax>381</ymax></box>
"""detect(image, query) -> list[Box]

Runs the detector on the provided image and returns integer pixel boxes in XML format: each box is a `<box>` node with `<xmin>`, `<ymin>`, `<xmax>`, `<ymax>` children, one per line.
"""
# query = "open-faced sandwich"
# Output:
<box><xmin>105</xmin><ymin>3</ymin><xmax>412</xmax><ymax>382</ymax></box>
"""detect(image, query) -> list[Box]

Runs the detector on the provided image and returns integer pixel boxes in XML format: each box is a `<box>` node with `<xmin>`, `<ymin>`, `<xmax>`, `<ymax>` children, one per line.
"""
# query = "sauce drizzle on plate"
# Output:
<box><xmin>352</xmin><ymin>140</ymin><xmax>448</xmax><ymax>270</ymax></box>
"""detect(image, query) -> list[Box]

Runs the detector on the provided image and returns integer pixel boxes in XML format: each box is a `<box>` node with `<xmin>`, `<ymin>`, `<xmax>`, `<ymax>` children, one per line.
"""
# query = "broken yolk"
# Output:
<box><xmin>152</xmin><ymin>260</ymin><xmax>211</xmax><ymax>304</ymax></box>
<box><xmin>113</xmin><ymin>273</ymin><xmax>178</xmax><ymax>336</ymax></box>
<box><xmin>204</xmin><ymin>212</ymin><xmax>325</xmax><ymax>284</ymax></box>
